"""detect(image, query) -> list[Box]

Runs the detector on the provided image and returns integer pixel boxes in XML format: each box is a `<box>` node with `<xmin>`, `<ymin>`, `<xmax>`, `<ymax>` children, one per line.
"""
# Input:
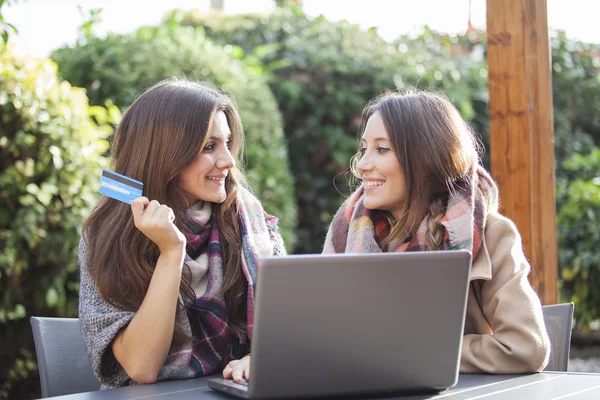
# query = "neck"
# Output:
<box><xmin>390</xmin><ymin>202</ymin><xmax>426</xmax><ymax>227</ymax></box>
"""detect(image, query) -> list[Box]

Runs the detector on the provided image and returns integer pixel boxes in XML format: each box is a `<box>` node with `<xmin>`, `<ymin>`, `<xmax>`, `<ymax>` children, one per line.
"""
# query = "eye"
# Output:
<box><xmin>377</xmin><ymin>146</ymin><xmax>390</xmax><ymax>154</ymax></box>
<box><xmin>226</xmin><ymin>140</ymin><xmax>231</xmax><ymax>149</ymax></box>
<box><xmin>359</xmin><ymin>147</ymin><xmax>366</xmax><ymax>156</ymax></box>
<box><xmin>203</xmin><ymin>142</ymin><xmax>215</xmax><ymax>152</ymax></box>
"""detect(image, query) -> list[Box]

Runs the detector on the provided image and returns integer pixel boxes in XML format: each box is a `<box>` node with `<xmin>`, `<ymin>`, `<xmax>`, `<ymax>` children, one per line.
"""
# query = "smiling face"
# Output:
<box><xmin>178</xmin><ymin>110</ymin><xmax>235</xmax><ymax>204</ymax></box>
<box><xmin>356</xmin><ymin>112</ymin><xmax>406</xmax><ymax>220</ymax></box>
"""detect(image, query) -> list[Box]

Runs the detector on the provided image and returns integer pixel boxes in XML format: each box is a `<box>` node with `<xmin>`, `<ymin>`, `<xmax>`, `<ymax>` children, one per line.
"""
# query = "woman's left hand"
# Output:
<box><xmin>223</xmin><ymin>354</ymin><xmax>251</xmax><ymax>382</ymax></box>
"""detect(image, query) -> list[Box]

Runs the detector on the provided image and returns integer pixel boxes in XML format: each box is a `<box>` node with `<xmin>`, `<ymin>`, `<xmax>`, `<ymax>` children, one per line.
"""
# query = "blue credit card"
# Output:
<box><xmin>99</xmin><ymin>169</ymin><xmax>143</xmax><ymax>205</ymax></box>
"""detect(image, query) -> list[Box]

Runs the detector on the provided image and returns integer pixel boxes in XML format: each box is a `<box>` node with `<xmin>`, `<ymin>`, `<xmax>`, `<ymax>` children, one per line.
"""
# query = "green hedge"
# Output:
<box><xmin>0</xmin><ymin>48</ymin><xmax>117</xmax><ymax>399</ymax></box>
<box><xmin>551</xmin><ymin>32</ymin><xmax>600</xmax><ymax>327</ymax></box>
<box><xmin>51</xmin><ymin>24</ymin><xmax>298</xmax><ymax>249</ymax></box>
<box><xmin>557</xmin><ymin>148</ymin><xmax>600</xmax><ymax>329</ymax></box>
<box><xmin>551</xmin><ymin>31</ymin><xmax>600</xmax><ymax>172</ymax></box>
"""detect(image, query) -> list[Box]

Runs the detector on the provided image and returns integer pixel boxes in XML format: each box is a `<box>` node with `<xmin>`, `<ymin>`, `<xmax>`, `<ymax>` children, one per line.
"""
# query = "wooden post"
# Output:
<box><xmin>486</xmin><ymin>0</ymin><xmax>557</xmax><ymax>304</ymax></box>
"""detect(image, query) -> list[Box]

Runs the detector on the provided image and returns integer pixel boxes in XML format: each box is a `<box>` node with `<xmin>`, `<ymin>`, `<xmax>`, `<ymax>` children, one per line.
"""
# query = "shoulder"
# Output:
<box><xmin>481</xmin><ymin>211</ymin><xmax>530</xmax><ymax>275</ymax></box>
<box><xmin>484</xmin><ymin>212</ymin><xmax>521</xmax><ymax>242</ymax></box>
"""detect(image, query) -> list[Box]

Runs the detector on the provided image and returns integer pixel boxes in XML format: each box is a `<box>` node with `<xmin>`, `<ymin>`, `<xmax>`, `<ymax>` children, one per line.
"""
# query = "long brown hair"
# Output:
<box><xmin>352</xmin><ymin>90</ymin><xmax>481</xmax><ymax>249</ymax></box>
<box><xmin>83</xmin><ymin>78</ymin><xmax>249</xmax><ymax>344</ymax></box>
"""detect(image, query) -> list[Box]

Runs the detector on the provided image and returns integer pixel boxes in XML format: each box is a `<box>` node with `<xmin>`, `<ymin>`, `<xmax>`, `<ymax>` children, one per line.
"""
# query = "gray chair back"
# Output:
<box><xmin>30</xmin><ymin>317</ymin><xmax>100</xmax><ymax>397</ymax></box>
<box><xmin>542</xmin><ymin>303</ymin><xmax>574</xmax><ymax>372</ymax></box>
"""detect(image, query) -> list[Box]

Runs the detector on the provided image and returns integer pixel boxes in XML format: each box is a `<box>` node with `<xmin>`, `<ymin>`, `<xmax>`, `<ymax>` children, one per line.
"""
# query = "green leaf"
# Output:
<box><xmin>46</xmin><ymin>288</ymin><xmax>59</xmax><ymax>307</ymax></box>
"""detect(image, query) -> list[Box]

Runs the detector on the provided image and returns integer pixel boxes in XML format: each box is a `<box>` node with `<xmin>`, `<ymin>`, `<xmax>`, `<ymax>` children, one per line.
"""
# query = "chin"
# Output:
<box><xmin>362</xmin><ymin>199</ymin><xmax>380</xmax><ymax>211</ymax></box>
<box><xmin>195</xmin><ymin>192</ymin><xmax>227</xmax><ymax>204</ymax></box>
<box><xmin>212</xmin><ymin>192</ymin><xmax>228</xmax><ymax>204</ymax></box>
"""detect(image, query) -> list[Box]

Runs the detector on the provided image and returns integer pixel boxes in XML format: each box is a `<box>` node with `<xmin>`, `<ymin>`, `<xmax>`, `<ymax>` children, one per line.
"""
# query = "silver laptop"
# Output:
<box><xmin>208</xmin><ymin>250</ymin><xmax>471</xmax><ymax>399</ymax></box>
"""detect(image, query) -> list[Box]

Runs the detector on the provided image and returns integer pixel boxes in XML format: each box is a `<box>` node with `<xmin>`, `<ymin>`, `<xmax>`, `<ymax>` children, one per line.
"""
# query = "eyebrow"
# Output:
<box><xmin>360</xmin><ymin>137</ymin><xmax>389</xmax><ymax>143</ymax></box>
<box><xmin>208</xmin><ymin>134</ymin><xmax>232</xmax><ymax>141</ymax></box>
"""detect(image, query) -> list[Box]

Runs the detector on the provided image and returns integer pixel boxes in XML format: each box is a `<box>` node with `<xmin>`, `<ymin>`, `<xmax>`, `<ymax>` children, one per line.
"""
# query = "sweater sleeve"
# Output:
<box><xmin>460</xmin><ymin>215</ymin><xmax>551</xmax><ymax>373</ymax></box>
<box><xmin>78</xmin><ymin>239</ymin><xmax>134</xmax><ymax>388</ymax></box>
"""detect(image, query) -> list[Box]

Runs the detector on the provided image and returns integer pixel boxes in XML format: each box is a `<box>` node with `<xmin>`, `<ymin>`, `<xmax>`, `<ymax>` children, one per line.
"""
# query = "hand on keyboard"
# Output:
<box><xmin>223</xmin><ymin>354</ymin><xmax>251</xmax><ymax>383</ymax></box>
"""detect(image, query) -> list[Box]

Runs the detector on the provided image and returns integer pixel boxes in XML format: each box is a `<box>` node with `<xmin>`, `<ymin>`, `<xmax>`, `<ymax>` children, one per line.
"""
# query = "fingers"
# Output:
<box><xmin>154</xmin><ymin>204</ymin><xmax>175</xmax><ymax>224</ymax></box>
<box><xmin>232</xmin><ymin>365</ymin><xmax>245</xmax><ymax>382</ymax></box>
<box><xmin>146</xmin><ymin>200</ymin><xmax>161</xmax><ymax>218</ymax></box>
<box><xmin>222</xmin><ymin>364</ymin><xmax>233</xmax><ymax>379</ymax></box>
<box><xmin>244</xmin><ymin>364</ymin><xmax>250</xmax><ymax>381</ymax></box>
<box><xmin>223</xmin><ymin>359</ymin><xmax>250</xmax><ymax>382</ymax></box>
<box><xmin>160</xmin><ymin>205</ymin><xmax>175</xmax><ymax>223</ymax></box>
<box><xmin>132</xmin><ymin>199</ymin><xmax>174</xmax><ymax>226</ymax></box>
<box><xmin>131</xmin><ymin>197</ymin><xmax>149</xmax><ymax>225</ymax></box>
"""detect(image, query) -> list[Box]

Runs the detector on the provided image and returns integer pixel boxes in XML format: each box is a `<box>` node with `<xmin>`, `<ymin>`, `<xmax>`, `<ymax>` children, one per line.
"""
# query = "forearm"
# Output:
<box><xmin>112</xmin><ymin>247</ymin><xmax>185</xmax><ymax>383</ymax></box>
<box><xmin>460</xmin><ymin>277</ymin><xmax>549</xmax><ymax>374</ymax></box>
<box><xmin>460</xmin><ymin>331</ymin><xmax>548</xmax><ymax>374</ymax></box>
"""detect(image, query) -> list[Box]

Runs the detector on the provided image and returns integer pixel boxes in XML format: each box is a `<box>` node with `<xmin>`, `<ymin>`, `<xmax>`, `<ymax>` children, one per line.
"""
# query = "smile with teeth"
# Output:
<box><xmin>364</xmin><ymin>180</ymin><xmax>384</xmax><ymax>188</ymax></box>
<box><xmin>207</xmin><ymin>176</ymin><xmax>226</xmax><ymax>182</ymax></box>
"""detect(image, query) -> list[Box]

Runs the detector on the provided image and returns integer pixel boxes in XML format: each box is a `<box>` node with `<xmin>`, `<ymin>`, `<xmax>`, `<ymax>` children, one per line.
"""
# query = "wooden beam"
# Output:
<box><xmin>486</xmin><ymin>0</ymin><xmax>557</xmax><ymax>304</ymax></box>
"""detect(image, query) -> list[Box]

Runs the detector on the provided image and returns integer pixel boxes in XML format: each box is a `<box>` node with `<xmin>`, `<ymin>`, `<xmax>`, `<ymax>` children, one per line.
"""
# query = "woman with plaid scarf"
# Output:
<box><xmin>323</xmin><ymin>90</ymin><xmax>551</xmax><ymax>374</ymax></box>
<box><xmin>79</xmin><ymin>79</ymin><xmax>285</xmax><ymax>388</ymax></box>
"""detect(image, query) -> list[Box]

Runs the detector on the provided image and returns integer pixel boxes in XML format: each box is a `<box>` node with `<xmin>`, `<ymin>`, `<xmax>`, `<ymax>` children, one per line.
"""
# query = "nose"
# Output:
<box><xmin>216</xmin><ymin>147</ymin><xmax>235</xmax><ymax>170</ymax></box>
<box><xmin>356</xmin><ymin>152</ymin><xmax>372</xmax><ymax>176</ymax></box>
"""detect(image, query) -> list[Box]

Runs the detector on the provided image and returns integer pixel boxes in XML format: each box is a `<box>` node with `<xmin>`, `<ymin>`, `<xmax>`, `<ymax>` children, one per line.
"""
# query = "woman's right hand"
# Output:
<box><xmin>131</xmin><ymin>197</ymin><xmax>186</xmax><ymax>254</ymax></box>
<box><xmin>223</xmin><ymin>354</ymin><xmax>251</xmax><ymax>382</ymax></box>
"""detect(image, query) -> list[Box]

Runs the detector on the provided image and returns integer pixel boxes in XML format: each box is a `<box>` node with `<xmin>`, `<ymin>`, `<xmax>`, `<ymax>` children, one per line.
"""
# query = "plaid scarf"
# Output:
<box><xmin>323</xmin><ymin>166</ymin><xmax>498</xmax><ymax>258</ymax></box>
<box><xmin>167</xmin><ymin>187</ymin><xmax>280</xmax><ymax>377</ymax></box>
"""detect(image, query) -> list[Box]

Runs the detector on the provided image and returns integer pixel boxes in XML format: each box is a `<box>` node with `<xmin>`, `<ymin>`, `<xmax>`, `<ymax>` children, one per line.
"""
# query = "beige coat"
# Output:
<box><xmin>461</xmin><ymin>212</ymin><xmax>550</xmax><ymax>373</ymax></box>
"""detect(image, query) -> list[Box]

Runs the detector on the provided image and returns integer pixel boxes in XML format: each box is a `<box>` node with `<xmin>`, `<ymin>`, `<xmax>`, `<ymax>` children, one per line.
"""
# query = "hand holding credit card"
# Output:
<box><xmin>99</xmin><ymin>169</ymin><xmax>144</xmax><ymax>204</ymax></box>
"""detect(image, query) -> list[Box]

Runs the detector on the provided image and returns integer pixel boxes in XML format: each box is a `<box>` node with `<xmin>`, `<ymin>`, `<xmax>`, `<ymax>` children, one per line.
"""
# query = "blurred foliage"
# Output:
<box><xmin>0</xmin><ymin>0</ymin><xmax>18</xmax><ymax>44</ymax></box>
<box><xmin>557</xmin><ymin>148</ymin><xmax>600</xmax><ymax>329</ymax></box>
<box><xmin>552</xmin><ymin>32</ymin><xmax>600</xmax><ymax>326</ymax></box>
<box><xmin>0</xmin><ymin>45</ymin><xmax>118</xmax><ymax>399</ymax></box>
<box><xmin>551</xmin><ymin>31</ymin><xmax>600</xmax><ymax>172</ymax></box>
<box><xmin>172</xmin><ymin>6</ymin><xmax>493</xmax><ymax>253</ymax></box>
<box><xmin>552</xmin><ymin>32</ymin><xmax>600</xmax><ymax>140</ymax></box>
<box><xmin>51</xmin><ymin>23</ymin><xmax>298</xmax><ymax>249</ymax></box>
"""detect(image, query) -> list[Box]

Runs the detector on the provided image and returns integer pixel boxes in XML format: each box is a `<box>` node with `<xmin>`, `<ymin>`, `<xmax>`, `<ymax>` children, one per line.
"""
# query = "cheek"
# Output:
<box><xmin>384</xmin><ymin>173</ymin><xmax>404</xmax><ymax>203</ymax></box>
<box><xmin>184</xmin><ymin>160</ymin><xmax>210</xmax><ymax>180</ymax></box>
<box><xmin>180</xmin><ymin>170</ymin><xmax>196</xmax><ymax>187</ymax></box>
<box><xmin>180</xmin><ymin>169</ymin><xmax>191</xmax><ymax>182</ymax></box>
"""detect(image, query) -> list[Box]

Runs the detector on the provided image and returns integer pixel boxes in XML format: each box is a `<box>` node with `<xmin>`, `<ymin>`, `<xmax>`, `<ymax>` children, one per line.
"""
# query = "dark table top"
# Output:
<box><xmin>45</xmin><ymin>371</ymin><xmax>600</xmax><ymax>400</ymax></box>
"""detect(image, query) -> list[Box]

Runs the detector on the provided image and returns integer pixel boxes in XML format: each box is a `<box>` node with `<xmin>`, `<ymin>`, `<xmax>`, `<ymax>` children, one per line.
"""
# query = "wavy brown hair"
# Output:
<box><xmin>83</xmin><ymin>78</ymin><xmax>249</xmax><ymax>344</ymax></box>
<box><xmin>351</xmin><ymin>90</ymin><xmax>481</xmax><ymax>249</ymax></box>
